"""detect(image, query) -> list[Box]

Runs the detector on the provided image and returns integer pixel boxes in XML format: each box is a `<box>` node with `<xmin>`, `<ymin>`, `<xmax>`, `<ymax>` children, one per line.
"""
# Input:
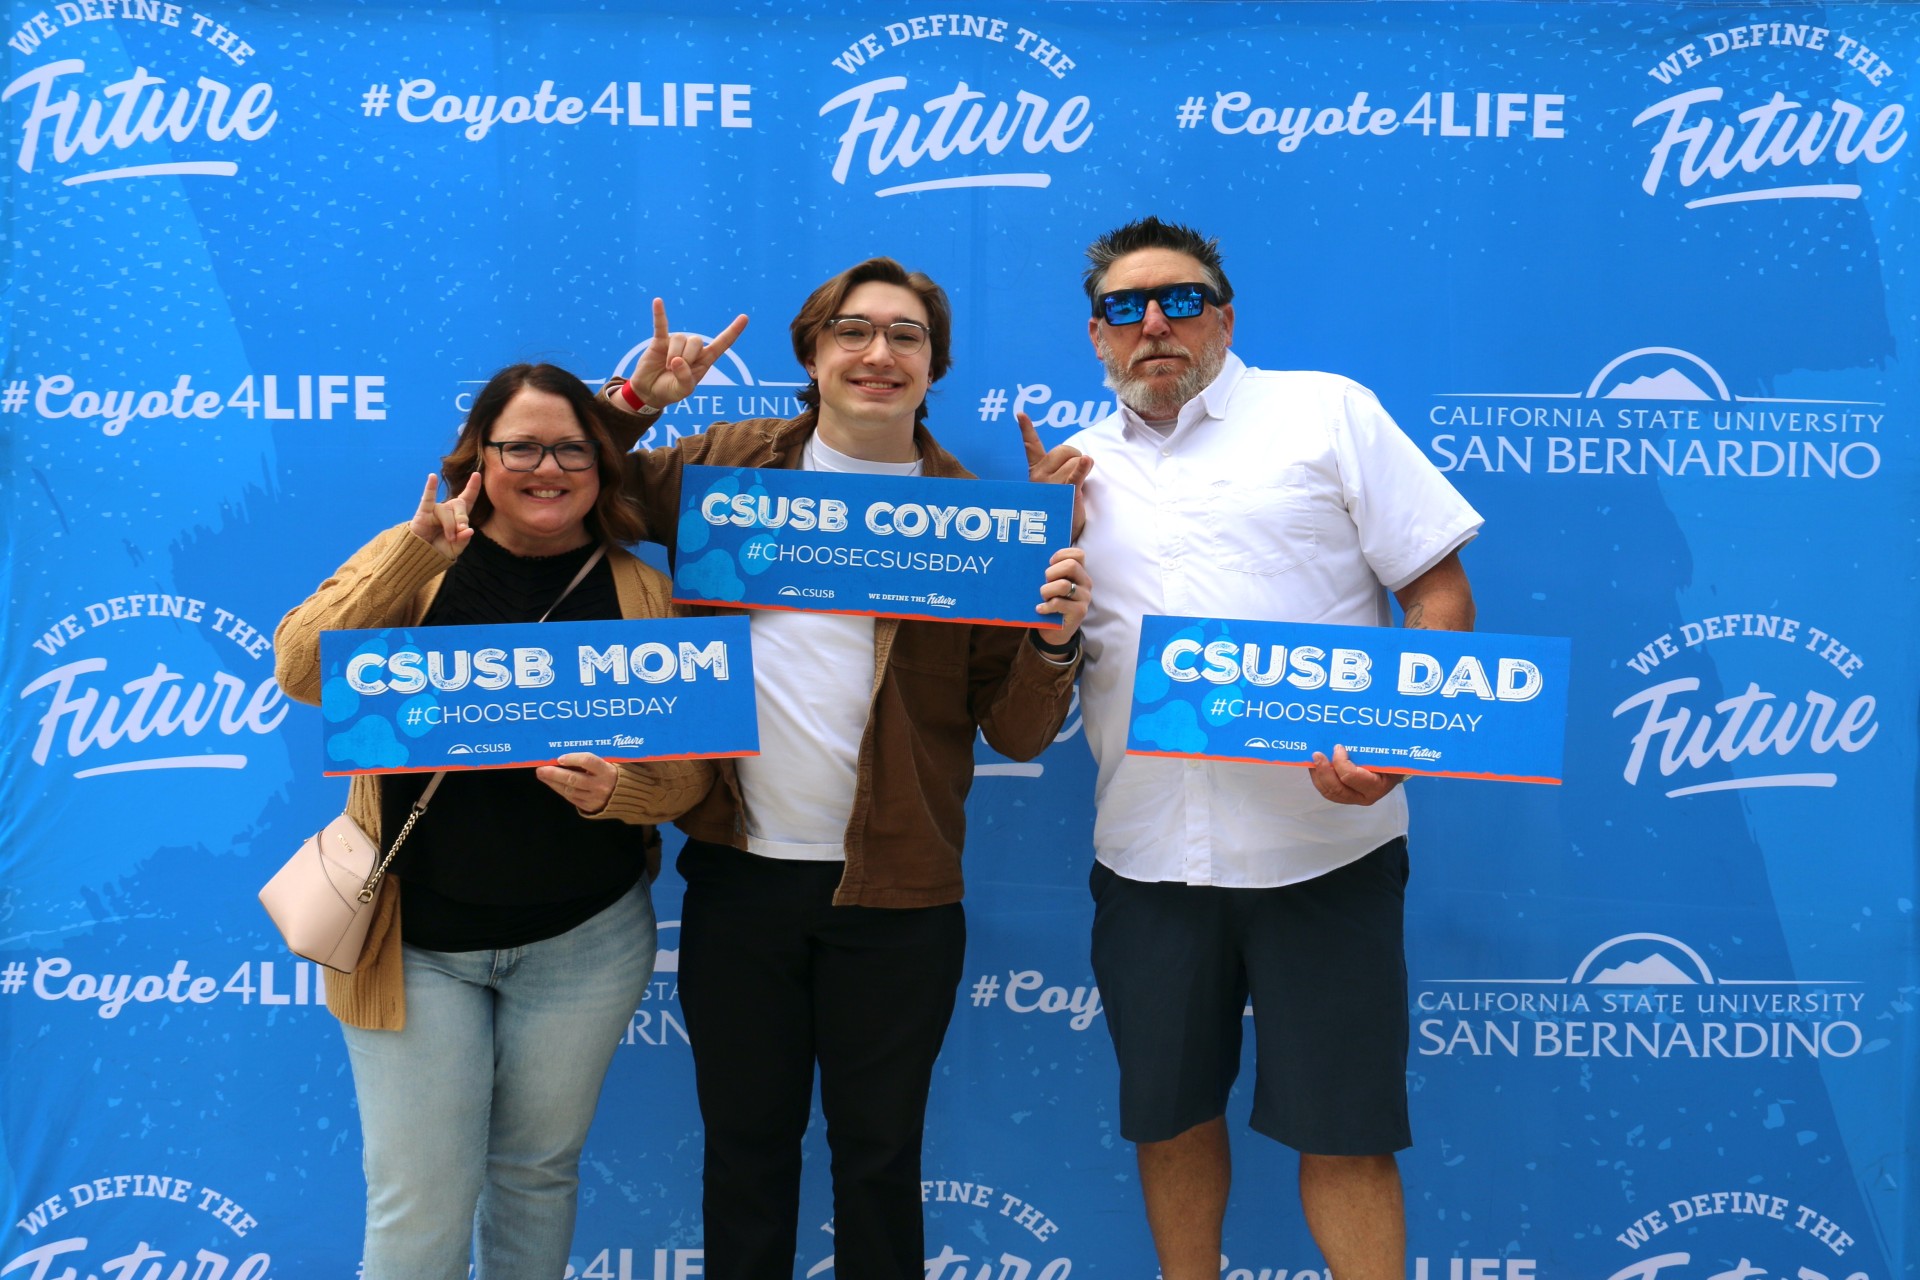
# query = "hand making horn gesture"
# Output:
<box><xmin>410</xmin><ymin>471</ymin><xmax>482</xmax><ymax>560</ymax></box>
<box><xmin>620</xmin><ymin>298</ymin><xmax>750</xmax><ymax>411</ymax></box>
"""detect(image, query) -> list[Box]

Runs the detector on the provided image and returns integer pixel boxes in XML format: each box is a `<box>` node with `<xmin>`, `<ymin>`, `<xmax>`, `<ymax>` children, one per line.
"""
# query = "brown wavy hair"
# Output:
<box><xmin>789</xmin><ymin>257</ymin><xmax>953</xmax><ymax>427</ymax></box>
<box><xmin>440</xmin><ymin>363</ymin><xmax>644</xmax><ymax>546</ymax></box>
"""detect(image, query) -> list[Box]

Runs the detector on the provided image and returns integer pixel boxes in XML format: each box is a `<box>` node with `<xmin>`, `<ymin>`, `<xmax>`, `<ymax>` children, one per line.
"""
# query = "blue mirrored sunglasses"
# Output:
<box><xmin>1094</xmin><ymin>282</ymin><xmax>1221</xmax><ymax>325</ymax></box>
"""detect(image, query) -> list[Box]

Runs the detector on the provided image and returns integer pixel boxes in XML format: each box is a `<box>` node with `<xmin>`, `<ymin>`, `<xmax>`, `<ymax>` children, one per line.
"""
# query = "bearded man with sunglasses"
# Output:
<box><xmin>602</xmin><ymin>258</ymin><xmax>1089</xmax><ymax>1280</ymax></box>
<box><xmin>1027</xmin><ymin>217</ymin><xmax>1482</xmax><ymax>1280</ymax></box>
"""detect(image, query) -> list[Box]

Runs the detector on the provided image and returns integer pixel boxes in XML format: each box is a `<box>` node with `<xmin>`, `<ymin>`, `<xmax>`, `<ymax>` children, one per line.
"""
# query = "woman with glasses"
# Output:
<box><xmin>600</xmin><ymin>259</ymin><xmax>1091</xmax><ymax>1280</ymax></box>
<box><xmin>273</xmin><ymin>360</ymin><xmax>730</xmax><ymax>1280</ymax></box>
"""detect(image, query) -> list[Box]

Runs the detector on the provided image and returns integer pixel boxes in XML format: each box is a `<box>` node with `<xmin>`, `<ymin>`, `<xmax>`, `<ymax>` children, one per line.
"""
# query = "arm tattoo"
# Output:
<box><xmin>1404</xmin><ymin>602</ymin><xmax>1429</xmax><ymax>630</ymax></box>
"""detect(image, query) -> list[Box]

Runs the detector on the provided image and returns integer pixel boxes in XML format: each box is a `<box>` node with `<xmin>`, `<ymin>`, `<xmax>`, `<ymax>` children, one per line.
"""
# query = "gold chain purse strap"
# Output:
<box><xmin>354</xmin><ymin>543</ymin><xmax>610</xmax><ymax>903</ymax></box>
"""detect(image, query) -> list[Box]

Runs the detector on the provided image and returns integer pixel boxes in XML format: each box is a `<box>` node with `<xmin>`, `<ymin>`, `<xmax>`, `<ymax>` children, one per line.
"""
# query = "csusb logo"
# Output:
<box><xmin>1427</xmin><ymin>346</ymin><xmax>1883</xmax><ymax>481</ymax></box>
<box><xmin>819</xmin><ymin>12</ymin><xmax>1093</xmax><ymax>197</ymax></box>
<box><xmin>1632</xmin><ymin>19</ymin><xmax>1905</xmax><ymax>209</ymax></box>
<box><xmin>456</xmin><ymin>334</ymin><xmax>808</xmax><ymax>443</ymax></box>
<box><xmin>461</xmin><ymin>337</ymin><xmax>813</xmax><ymax>447</ymax></box>
<box><xmin>4</xmin><ymin>3</ymin><xmax>278</xmax><ymax>186</ymax></box>
<box><xmin>1415</xmin><ymin>931</ymin><xmax>1868</xmax><ymax>1061</ymax></box>
<box><xmin>1613</xmin><ymin>610</ymin><xmax>1875</xmax><ymax>798</ymax></box>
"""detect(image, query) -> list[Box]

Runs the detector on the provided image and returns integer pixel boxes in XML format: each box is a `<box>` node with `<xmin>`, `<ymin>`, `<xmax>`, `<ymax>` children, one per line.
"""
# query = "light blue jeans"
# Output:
<box><xmin>341</xmin><ymin>879</ymin><xmax>655</xmax><ymax>1280</ymax></box>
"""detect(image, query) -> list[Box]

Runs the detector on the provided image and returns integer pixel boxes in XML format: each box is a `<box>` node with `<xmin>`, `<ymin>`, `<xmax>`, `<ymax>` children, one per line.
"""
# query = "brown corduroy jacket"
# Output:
<box><xmin>617</xmin><ymin>414</ymin><xmax>1080</xmax><ymax>908</ymax></box>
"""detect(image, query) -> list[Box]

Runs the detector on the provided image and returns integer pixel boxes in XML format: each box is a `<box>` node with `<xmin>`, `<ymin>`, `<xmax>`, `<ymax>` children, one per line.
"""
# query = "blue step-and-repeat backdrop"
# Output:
<box><xmin>4</xmin><ymin>2</ymin><xmax>1915</xmax><ymax>1276</ymax></box>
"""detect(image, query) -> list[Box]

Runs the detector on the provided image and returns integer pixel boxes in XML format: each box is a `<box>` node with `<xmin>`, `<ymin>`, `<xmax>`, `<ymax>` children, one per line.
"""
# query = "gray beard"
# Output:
<box><xmin>1098</xmin><ymin>331</ymin><xmax>1228</xmax><ymax>420</ymax></box>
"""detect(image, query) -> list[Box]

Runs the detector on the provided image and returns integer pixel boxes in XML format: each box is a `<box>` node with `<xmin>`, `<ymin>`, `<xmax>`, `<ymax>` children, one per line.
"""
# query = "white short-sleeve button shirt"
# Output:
<box><xmin>1066</xmin><ymin>352</ymin><xmax>1483</xmax><ymax>887</ymax></box>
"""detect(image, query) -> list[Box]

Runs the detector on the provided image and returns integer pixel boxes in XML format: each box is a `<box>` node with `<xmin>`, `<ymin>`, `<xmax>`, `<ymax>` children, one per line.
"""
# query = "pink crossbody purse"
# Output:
<box><xmin>259</xmin><ymin>545</ymin><xmax>607</xmax><ymax>972</ymax></box>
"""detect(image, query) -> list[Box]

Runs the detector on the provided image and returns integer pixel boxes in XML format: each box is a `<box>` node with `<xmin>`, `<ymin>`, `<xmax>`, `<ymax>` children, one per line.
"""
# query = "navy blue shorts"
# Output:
<box><xmin>1089</xmin><ymin>838</ymin><xmax>1412</xmax><ymax>1155</ymax></box>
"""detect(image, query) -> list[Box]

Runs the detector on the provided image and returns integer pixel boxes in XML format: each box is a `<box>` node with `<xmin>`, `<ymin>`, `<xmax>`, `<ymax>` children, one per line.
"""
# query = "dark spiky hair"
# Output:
<box><xmin>1082</xmin><ymin>217</ymin><xmax>1234</xmax><ymax>306</ymax></box>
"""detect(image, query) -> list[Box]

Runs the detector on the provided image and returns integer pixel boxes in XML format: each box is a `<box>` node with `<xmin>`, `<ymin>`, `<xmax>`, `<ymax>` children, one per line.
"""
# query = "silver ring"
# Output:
<box><xmin>1064</xmin><ymin>581</ymin><xmax>1078</xmax><ymax>600</ymax></box>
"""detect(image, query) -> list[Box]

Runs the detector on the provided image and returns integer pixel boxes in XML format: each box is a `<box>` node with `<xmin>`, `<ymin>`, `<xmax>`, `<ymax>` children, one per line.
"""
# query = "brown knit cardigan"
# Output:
<box><xmin>273</xmin><ymin>524</ymin><xmax>714</xmax><ymax>1030</ymax></box>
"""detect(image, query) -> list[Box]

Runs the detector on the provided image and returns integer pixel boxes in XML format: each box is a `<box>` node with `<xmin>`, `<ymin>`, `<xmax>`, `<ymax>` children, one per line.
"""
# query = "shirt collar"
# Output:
<box><xmin>769</xmin><ymin>414</ymin><xmax>975</xmax><ymax>479</ymax></box>
<box><xmin>1117</xmin><ymin>350</ymin><xmax>1248</xmax><ymax>443</ymax></box>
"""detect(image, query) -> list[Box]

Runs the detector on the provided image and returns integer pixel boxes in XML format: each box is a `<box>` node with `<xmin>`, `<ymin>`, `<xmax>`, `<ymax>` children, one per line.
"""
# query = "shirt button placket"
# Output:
<box><xmin>1157</xmin><ymin>456</ymin><xmax>1184</xmax><ymax>611</ymax></box>
<box><xmin>1182</xmin><ymin>762</ymin><xmax>1210</xmax><ymax>883</ymax></box>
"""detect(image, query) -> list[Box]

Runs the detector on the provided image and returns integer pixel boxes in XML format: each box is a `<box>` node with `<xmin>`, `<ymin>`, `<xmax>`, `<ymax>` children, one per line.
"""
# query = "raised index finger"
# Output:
<box><xmin>416</xmin><ymin>472</ymin><xmax>441</xmax><ymax>514</ymax></box>
<box><xmin>651</xmin><ymin>296</ymin><xmax>670</xmax><ymax>346</ymax></box>
<box><xmin>1018</xmin><ymin>412</ymin><xmax>1045</xmax><ymax>467</ymax></box>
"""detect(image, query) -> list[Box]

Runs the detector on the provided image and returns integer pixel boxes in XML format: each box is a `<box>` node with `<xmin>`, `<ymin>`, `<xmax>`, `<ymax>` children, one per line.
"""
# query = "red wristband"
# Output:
<box><xmin>615</xmin><ymin>379</ymin><xmax>649</xmax><ymax>413</ymax></box>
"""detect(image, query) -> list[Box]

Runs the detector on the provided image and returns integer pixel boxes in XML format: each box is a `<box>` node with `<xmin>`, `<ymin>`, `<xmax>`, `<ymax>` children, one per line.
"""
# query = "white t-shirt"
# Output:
<box><xmin>1066</xmin><ymin>352</ymin><xmax>1483</xmax><ymax>887</ymax></box>
<box><xmin>735</xmin><ymin>435</ymin><xmax>923</xmax><ymax>861</ymax></box>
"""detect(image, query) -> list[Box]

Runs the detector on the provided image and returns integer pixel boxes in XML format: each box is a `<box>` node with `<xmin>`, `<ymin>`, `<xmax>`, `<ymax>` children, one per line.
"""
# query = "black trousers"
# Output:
<box><xmin>676</xmin><ymin>839</ymin><xmax>967</xmax><ymax>1280</ymax></box>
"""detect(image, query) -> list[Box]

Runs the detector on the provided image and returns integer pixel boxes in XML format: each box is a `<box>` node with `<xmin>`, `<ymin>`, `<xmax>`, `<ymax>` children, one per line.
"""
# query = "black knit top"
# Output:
<box><xmin>380</xmin><ymin>530</ymin><xmax>646</xmax><ymax>951</ymax></box>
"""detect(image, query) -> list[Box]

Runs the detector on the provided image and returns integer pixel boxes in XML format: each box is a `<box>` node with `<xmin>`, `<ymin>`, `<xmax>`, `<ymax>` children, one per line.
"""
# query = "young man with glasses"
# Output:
<box><xmin>1026</xmin><ymin>217</ymin><xmax>1481</xmax><ymax>1280</ymax></box>
<box><xmin>603</xmin><ymin>258</ymin><xmax>1090</xmax><ymax>1280</ymax></box>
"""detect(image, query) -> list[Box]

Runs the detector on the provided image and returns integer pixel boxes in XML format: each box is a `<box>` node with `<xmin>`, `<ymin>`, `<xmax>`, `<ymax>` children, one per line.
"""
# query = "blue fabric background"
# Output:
<box><xmin>4</xmin><ymin>3</ymin><xmax>1913</xmax><ymax>1275</ymax></box>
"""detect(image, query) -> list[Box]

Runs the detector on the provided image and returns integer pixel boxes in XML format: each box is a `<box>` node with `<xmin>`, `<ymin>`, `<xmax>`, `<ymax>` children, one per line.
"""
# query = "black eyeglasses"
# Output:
<box><xmin>1094</xmin><ymin>282</ymin><xmax>1222</xmax><ymax>326</ymax></box>
<box><xmin>486</xmin><ymin>440</ymin><xmax>599</xmax><ymax>471</ymax></box>
<box><xmin>828</xmin><ymin>316</ymin><xmax>930</xmax><ymax>355</ymax></box>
